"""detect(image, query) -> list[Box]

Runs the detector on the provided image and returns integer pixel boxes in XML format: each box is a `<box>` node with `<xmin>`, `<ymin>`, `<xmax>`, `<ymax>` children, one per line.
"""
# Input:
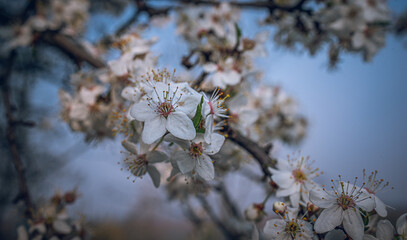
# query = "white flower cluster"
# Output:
<box><xmin>246</xmin><ymin>157</ymin><xmax>402</xmax><ymax>240</ymax></box>
<box><xmin>59</xmin><ymin>71</ymin><xmax>116</xmax><ymax>142</ymax></box>
<box><xmin>1</xmin><ymin>0</ymin><xmax>89</xmax><ymax>54</ymax></box>
<box><xmin>264</xmin><ymin>0</ymin><xmax>390</xmax><ymax>64</ymax></box>
<box><xmin>17</xmin><ymin>190</ymin><xmax>85</xmax><ymax>240</ymax></box>
<box><xmin>176</xmin><ymin>3</ymin><xmax>269</xmax><ymax>89</ymax></box>
<box><xmin>120</xmin><ymin>69</ymin><xmax>227</xmax><ymax>182</ymax></box>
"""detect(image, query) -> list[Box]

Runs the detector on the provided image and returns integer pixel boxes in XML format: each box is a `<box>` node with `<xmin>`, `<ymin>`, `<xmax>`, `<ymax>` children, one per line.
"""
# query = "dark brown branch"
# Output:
<box><xmin>0</xmin><ymin>51</ymin><xmax>34</xmax><ymax>218</ymax></box>
<box><xmin>191</xmin><ymin>72</ymin><xmax>208</xmax><ymax>89</ymax></box>
<box><xmin>41</xmin><ymin>32</ymin><xmax>106</xmax><ymax>68</ymax></box>
<box><xmin>224</xmin><ymin>125</ymin><xmax>274</xmax><ymax>179</ymax></box>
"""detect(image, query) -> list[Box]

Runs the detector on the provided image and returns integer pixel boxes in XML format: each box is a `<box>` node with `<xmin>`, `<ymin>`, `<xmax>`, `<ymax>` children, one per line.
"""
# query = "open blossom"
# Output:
<box><xmin>270</xmin><ymin>155</ymin><xmax>321</xmax><ymax>207</ymax></box>
<box><xmin>201</xmin><ymin>89</ymin><xmax>228</xmax><ymax>143</ymax></box>
<box><xmin>130</xmin><ymin>81</ymin><xmax>200</xmax><ymax>144</ymax></box>
<box><xmin>310</xmin><ymin>178</ymin><xmax>376</xmax><ymax>240</ymax></box>
<box><xmin>203</xmin><ymin>58</ymin><xmax>241</xmax><ymax>89</ymax></box>
<box><xmin>263</xmin><ymin>207</ymin><xmax>314</xmax><ymax>240</ymax></box>
<box><xmin>171</xmin><ymin>133</ymin><xmax>225</xmax><ymax>180</ymax></box>
<box><xmin>362</xmin><ymin>170</ymin><xmax>390</xmax><ymax>217</ymax></box>
<box><xmin>121</xmin><ymin>140</ymin><xmax>168</xmax><ymax>187</ymax></box>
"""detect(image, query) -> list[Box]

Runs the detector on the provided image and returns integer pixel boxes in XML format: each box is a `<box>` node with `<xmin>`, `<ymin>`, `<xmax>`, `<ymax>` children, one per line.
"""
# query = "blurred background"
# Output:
<box><xmin>1</xmin><ymin>0</ymin><xmax>407</xmax><ymax>239</ymax></box>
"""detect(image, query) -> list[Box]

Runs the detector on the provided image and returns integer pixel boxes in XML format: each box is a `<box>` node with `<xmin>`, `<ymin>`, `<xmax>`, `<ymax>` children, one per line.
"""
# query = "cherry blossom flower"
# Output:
<box><xmin>203</xmin><ymin>58</ymin><xmax>241</xmax><ymax>89</ymax></box>
<box><xmin>121</xmin><ymin>140</ymin><xmax>168</xmax><ymax>187</ymax></box>
<box><xmin>270</xmin><ymin>155</ymin><xmax>321</xmax><ymax>207</ymax></box>
<box><xmin>310</xmin><ymin>177</ymin><xmax>376</xmax><ymax>240</ymax></box>
<box><xmin>170</xmin><ymin>133</ymin><xmax>225</xmax><ymax>180</ymax></box>
<box><xmin>263</xmin><ymin>207</ymin><xmax>314</xmax><ymax>240</ymax></box>
<box><xmin>130</xmin><ymin>81</ymin><xmax>200</xmax><ymax>144</ymax></box>
<box><xmin>362</xmin><ymin>170</ymin><xmax>390</xmax><ymax>217</ymax></box>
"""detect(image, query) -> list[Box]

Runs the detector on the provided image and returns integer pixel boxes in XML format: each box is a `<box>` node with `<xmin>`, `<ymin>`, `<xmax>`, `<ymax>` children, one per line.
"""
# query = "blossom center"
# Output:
<box><xmin>189</xmin><ymin>143</ymin><xmax>203</xmax><ymax>158</ymax></box>
<box><xmin>292</xmin><ymin>169</ymin><xmax>307</xmax><ymax>183</ymax></box>
<box><xmin>285</xmin><ymin>221</ymin><xmax>300</xmax><ymax>238</ymax></box>
<box><xmin>157</xmin><ymin>102</ymin><xmax>174</xmax><ymax>118</ymax></box>
<box><xmin>337</xmin><ymin>194</ymin><xmax>356</xmax><ymax>210</ymax></box>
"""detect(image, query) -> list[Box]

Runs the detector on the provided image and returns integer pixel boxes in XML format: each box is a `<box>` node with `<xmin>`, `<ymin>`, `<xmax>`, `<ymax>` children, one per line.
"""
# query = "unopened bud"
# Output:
<box><xmin>273</xmin><ymin>201</ymin><xmax>286</xmax><ymax>214</ymax></box>
<box><xmin>244</xmin><ymin>203</ymin><xmax>265</xmax><ymax>222</ymax></box>
<box><xmin>307</xmin><ymin>202</ymin><xmax>320</xmax><ymax>216</ymax></box>
<box><xmin>64</xmin><ymin>191</ymin><xmax>77</xmax><ymax>204</ymax></box>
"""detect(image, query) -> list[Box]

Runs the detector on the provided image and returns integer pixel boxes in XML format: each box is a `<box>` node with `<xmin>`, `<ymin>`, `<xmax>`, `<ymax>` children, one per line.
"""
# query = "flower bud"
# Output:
<box><xmin>244</xmin><ymin>203</ymin><xmax>265</xmax><ymax>222</ymax></box>
<box><xmin>273</xmin><ymin>201</ymin><xmax>286</xmax><ymax>215</ymax></box>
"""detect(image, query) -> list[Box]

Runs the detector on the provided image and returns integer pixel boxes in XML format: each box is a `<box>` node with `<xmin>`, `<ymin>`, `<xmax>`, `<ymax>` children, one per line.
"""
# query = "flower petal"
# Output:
<box><xmin>147</xmin><ymin>151</ymin><xmax>168</xmax><ymax>163</ymax></box>
<box><xmin>314</xmin><ymin>205</ymin><xmax>343</xmax><ymax>233</ymax></box>
<box><xmin>343</xmin><ymin>208</ymin><xmax>364</xmax><ymax>240</ymax></box>
<box><xmin>310</xmin><ymin>189</ymin><xmax>336</xmax><ymax>208</ymax></box>
<box><xmin>203</xmin><ymin>133</ymin><xmax>225</xmax><ymax>155</ymax></box>
<box><xmin>166</xmin><ymin>111</ymin><xmax>196</xmax><ymax>140</ymax></box>
<box><xmin>325</xmin><ymin>229</ymin><xmax>346</xmax><ymax>240</ymax></box>
<box><xmin>177</xmin><ymin>95</ymin><xmax>201</xmax><ymax>118</ymax></box>
<box><xmin>374</xmin><ymin>196</ymin><xmax>387</xmax><ymax>217</ymax></box>
<box><xmin>130</xmin><ymin>101</ymin><xmax>157</xmax><ymax>121</ymax></box>
<box><xmin>196</xmin><ymin>154</ymin><xmax>214</xmax><ymax>180</ymax></box>
<box><xmin>270</xmin><ymin>170</ymin><xmax>295</xmax><ymax>188</ymax></box>
<box><xmin>147</xmin><ymin>165</ymin><xmax>161</xmax><ymax>188</ymax></box>
<box><xmin>174</xmin><ymin>151</ymin><xmax>195</xmax><ymax>174</ymax></box>
<box><xmin>376</xmin><ymin>220</ymin><xmax>394</xmax><ymax>240</ymax></box>
<box><xmin>142</xmin><ymin>116</ymin><xmax>166</xmax><ymax>144</ymax></box>
<box><xmin>396</xmin><ymin>213</ymin><xmax>407</xmax><ymax>236</ymax></box>
<box><xmin>263</xmin><ymin>219</ymin><xmax>286</xmax><ymax>237</ymax></box>
<box><xmin>122</xmin><ymin>140</ymin><xmax>139</xmax><ymax>154</ymax></box>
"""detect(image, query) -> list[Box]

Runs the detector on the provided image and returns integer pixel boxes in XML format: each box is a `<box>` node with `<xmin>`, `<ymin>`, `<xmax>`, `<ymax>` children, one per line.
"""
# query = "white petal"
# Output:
<box><xmin>263</xmin><ymin>219</ymin><xmax>286</xmax><ymax>237</ymax></box>
<box><xmin>364</xmin><ymin>235</ymin><xmax>378</xmax><ymax>240</ymax></box>
<box><xmin>177</xmin><ymin>95</ymin><xmax>201</xmax><ymax>118</ymax></box>
<box><xmin>166</xmin><ymin>112</ymin><xmax>196</xmax><ymax>140</ymax></box>
<box><xmin>164</xmin><ymin>134</ymin><xmax>190</xmax><ymax>149</ymax></box>
<box><xmin>396</xmin><ymin>213</ymin><xmax>407</xmax><ymax>236</ymax></box>
<box><xmin>314</xmin><ymin>205</ymin><xmax>344</xmax><ymax>233</ymax></box>
<box><xmin>270</xmin><ymin>170</ymin><xmax>295</xmax><ymax>188</ymax></box>
<box><xmin>222</xmin><ymin>70</ymin><xmax>240</xmax><ymax>85</ymax></box>
<box><xmin>343</xmin><ymin>208</ymin><xmax>364</xmax><ymax>240</ymax></box>
<box><xmin>357</xmin><ymin>193</ymin><xmax>376</xmax><ymax>212</ymax></box>
<box><xmin>122</xmin><ymin>140</ymin><xmax>139</xmax><ymax>154</ymax></box>
<box><xmin>130</xmin><ymin>101</ymin><xmax>157</xmax><ymax>121</ymax></box>
<box><xmin>147</xmin><ymin>165</ymin><xmax>161</xmax><ymax>188</ymax></box>
<box><xmin>53</xmin><ymin>220</ymin><xmax>72</xmax><ymax>234</ymax></box>
<box><xmin>374</xmin><ymin>196</ymin><xmax>387</xmax><ymax>217</ymax></box>
<box><xmin>203</xmin><ymin>133</ymin><xmax>225</xmax><ymax>155</ymax></box>
<box><xmin>276</xmin><ymin>183</ymin><xmax>300</xmax><ymax>197</ymax></box>
<box><xmin>325</xmin><ymin>229</ymin><xmax>347</xmax><ymax>240</ymax></box>
<box><xmin>147</xmin><ymin>151</ymin><xmax>168</xmax><ymax>163</ymax></box>
<box><xmin>203</xmin><ymin>63</ymin><xmax>218</xmax><ymax>73</ymax></box>
<box><xmin>290</xmin><ymin>192</ymin><xmax>301</xmax><ymax>207</ymax></box>
<box><xmin>238</xmin><ymin>109</ymin><xmax>259</xmax><ymax>126</ymax></box>
<box><xmin>174</xmin><ymin>151</ymin><xmax>195</xmax><ymax>174</ymax></box>
<box><xmin>142</xmin><ymin>116</ymin><xmax>166</xmax><ymax>144</ymax></box>
<box><xmin>196</xmin><ymin>154</ymin><xmax>214</xmax><ymax>180</ymax></box>
<box><xmin>352</xmin><ymin>32</ymin><xmax>365</xmax><ymax>49</ymax></box>
<box><xmin>376</xmin><ymin>220</ymin><xmax>394</xmax><ymax>240</ymax></box>
<box><xmin>310</xmin><ymin>190</ymin><xmax>336</xmax><ymax>208</ymax></box>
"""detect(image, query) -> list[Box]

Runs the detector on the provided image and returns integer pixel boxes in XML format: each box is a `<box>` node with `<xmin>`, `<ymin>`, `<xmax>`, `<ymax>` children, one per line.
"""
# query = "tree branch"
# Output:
<box><xmin>0</xmin><ymin>51</ymin><xmax>34</xmax><ymax>218</ymax></box>
<box><xmin>224</xmin><ymin>125</ymin><xmax>274</xmax><ymax>179</ymax></box>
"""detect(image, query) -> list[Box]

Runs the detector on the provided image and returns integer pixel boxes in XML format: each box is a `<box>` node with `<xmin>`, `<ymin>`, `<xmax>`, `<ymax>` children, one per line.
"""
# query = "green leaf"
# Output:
<box><xmin>192</xmin><ymin>96</ymin><xmax>204</xmax><ymax>129</ymax></box>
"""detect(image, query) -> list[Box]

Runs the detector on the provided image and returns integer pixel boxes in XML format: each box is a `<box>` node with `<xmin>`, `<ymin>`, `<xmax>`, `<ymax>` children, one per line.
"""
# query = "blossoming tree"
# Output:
<box><xmin>1</xmin><ymin>0</ymin><xmax>407</xmax><ymax>239</ymax></box>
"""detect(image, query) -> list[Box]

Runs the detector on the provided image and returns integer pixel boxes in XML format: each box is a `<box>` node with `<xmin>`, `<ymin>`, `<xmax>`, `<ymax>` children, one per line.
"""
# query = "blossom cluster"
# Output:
<box><xmin>17</xmin><ymin>189</ymin><xmax>85</xmax><ymax>240</ymax></box>
<box><xmin>1</xmin><ymin>0</ymin><xmax>89</xmax><ymax>54</ymax></box>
